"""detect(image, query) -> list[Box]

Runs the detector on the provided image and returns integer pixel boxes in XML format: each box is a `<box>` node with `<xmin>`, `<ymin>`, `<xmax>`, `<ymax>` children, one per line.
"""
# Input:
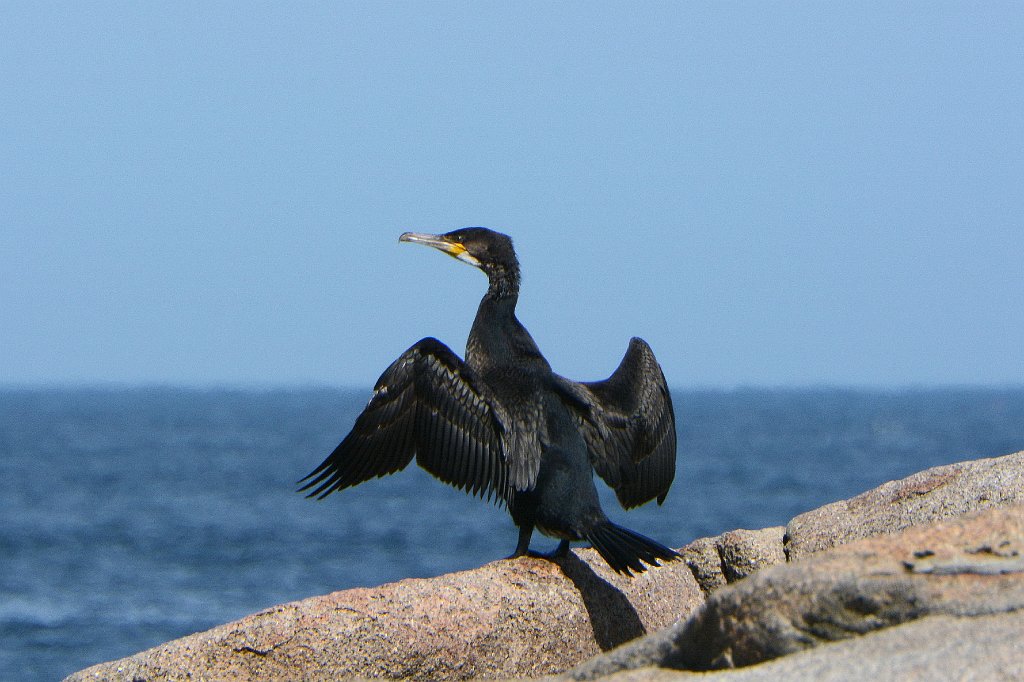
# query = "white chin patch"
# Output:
<box><xmin>456</xmin><ymin>251</ymin><xmax>482</xmax><ymax>267</ymax></box>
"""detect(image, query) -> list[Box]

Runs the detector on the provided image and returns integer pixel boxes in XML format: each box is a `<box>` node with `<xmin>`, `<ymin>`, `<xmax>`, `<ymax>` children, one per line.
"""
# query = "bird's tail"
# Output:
<box><xmin>586</xmin><ymin>521</ymin><xmax>680</xmax><ymax>575</ymax></box>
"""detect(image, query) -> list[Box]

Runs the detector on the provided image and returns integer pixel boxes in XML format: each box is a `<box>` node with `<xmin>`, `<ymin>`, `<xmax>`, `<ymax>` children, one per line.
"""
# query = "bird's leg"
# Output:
<box><xmin>509</xmin><ymin>524</ymin><xmax>534</xmax><ymax>558</ymax></box>
<box><xmin>510</xmin><ymin>527</ymin><xmax>572</xmax><ymax>562</ymax></box>
<box><xmin>551</xmin><ymin>539</ymin><xmax>571</xmax><ymax>558</ymax></box>
<box><xmin>529</xmin><ymin>539</ymin><xmax>570</xmax><ymax>560</ymax></box>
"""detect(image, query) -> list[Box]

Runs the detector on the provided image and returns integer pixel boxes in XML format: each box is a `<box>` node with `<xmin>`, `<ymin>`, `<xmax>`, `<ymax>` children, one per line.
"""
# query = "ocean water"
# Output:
<box><xmin>2</xmin><ymin>387</ymin><xmax>1023</xmax><ymax>680</ymax></box>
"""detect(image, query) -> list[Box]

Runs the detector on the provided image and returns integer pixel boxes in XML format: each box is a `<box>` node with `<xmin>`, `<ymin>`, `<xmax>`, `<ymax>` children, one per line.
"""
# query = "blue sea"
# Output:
<box><xmin>2</xmin><ymin>387</ymin><xmax>1024</xmax><ymax>680</ymax></box>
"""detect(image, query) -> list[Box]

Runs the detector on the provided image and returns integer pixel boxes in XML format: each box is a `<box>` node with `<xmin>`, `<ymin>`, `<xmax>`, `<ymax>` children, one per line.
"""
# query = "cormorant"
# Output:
<box><xmin>299</xmin><ymin>228</ymin><xmax>679</xmax><ymax>574</ymax></box>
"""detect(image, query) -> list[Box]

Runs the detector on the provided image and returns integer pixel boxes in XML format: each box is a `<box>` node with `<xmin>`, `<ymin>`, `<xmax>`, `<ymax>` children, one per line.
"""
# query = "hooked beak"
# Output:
<box><xmin>399</xmin><ymin>232</ymin><xmax>482</xmax><ymax>267</ymax></box>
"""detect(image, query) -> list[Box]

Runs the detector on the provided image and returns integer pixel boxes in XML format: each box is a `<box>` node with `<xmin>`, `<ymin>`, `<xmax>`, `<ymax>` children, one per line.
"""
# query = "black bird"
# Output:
<box><xmin>299</xmin><ymin>228</ymin><xmax>679</xmax><ymax>574</ymax></box>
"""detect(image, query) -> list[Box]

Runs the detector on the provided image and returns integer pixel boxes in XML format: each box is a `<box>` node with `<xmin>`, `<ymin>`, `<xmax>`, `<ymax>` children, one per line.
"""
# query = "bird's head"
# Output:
<box><xmin>400</xmin><ymin>228</ymin><xmax>519</xmax><ymax>283</ymax></box>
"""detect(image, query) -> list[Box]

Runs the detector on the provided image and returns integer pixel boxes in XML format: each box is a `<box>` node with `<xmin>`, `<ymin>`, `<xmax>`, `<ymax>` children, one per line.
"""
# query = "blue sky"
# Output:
<box><xmin>2</xmin><ymin>3</ymin><xmax>1022</xmax><ymax>387</ymax></box>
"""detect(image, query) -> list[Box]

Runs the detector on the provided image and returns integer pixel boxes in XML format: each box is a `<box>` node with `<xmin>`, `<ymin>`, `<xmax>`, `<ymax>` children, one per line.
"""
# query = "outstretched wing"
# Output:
<box><xmin>298</xmin><ymin>337</ymin><xmax>511</xmax><ymax>504</ymax></box>
<box><xmin>554</xmin><ymin>337</ymin><xmax>676</xmax><ymax>509</ymax></box>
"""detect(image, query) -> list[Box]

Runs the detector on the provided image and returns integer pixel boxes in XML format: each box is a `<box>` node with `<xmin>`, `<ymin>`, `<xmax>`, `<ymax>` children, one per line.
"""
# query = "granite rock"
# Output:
<box><xmin>586</xmin><ymin>611</ymin><xmax>1024</xmax><ymax>681</ymax></box>
<box><xmin>679</xmin><ymin>527</ymin><xmax>786</xmax><ymax>594</ymax></box>
<box><xmin>568</xmin><ymin>503</ymin><xmax>1024</xmax><ymax>679</ymax></box>
<box><xmin>785</xmin><ymin>450</ymin><xmax>1024</xmax><ymax>560</ymax></box>
<box><xmin>66</xmin><ymin>548</ymin><xmax>701</xmax><ymax>681</ymax></box>
<box><xmin>66</xmin><ymin>451</ymin><xmax>1024</xmax><ymax>681</ymax></box>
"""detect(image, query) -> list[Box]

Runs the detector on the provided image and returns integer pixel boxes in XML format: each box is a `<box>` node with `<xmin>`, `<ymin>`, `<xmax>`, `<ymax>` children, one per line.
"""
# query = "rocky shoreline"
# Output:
<box><xmin>66</xmin><ymin>450</ymin><xmax>1024</xmax><ymax>681</ymax></box>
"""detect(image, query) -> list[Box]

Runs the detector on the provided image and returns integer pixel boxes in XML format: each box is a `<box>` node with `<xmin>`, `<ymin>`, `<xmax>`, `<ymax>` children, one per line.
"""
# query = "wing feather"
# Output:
<box><xmin>298</xmin><ymin>337</ymin><xmax>510</xmax><ymax>505</ymax></box>
<box><xmin>554</xmin><ymin>337</ymin><xmax>677</xmax><ymax>509</ymax></box>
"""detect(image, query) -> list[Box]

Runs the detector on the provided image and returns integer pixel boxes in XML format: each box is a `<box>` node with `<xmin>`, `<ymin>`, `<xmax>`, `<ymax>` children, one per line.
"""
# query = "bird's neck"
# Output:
<box><xmin>476</xmin><ymin>273</ymin><xmax>520</xmax><ymax>338</ymax></box>
<box><xmin>467</xmin><ymin>265</ymin><xmax>547</xmax><ymax>371</ymax></box>
<box><xmin>478</xmin><ymin>264</ymin><xmax>522</xmax><ymax>330</ymax></box>
<box><xmin>484</xmin><ymin>262</ymin><xmax>520</xmax><ymax>301</ymax></box>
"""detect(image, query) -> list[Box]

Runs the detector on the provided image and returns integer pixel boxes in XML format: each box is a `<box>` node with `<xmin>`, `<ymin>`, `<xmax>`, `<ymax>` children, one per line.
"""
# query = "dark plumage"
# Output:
<box><xmin>299</xmin><ymin>228</ymin><xmax>679</xmax><ymax>574</ymax></box>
